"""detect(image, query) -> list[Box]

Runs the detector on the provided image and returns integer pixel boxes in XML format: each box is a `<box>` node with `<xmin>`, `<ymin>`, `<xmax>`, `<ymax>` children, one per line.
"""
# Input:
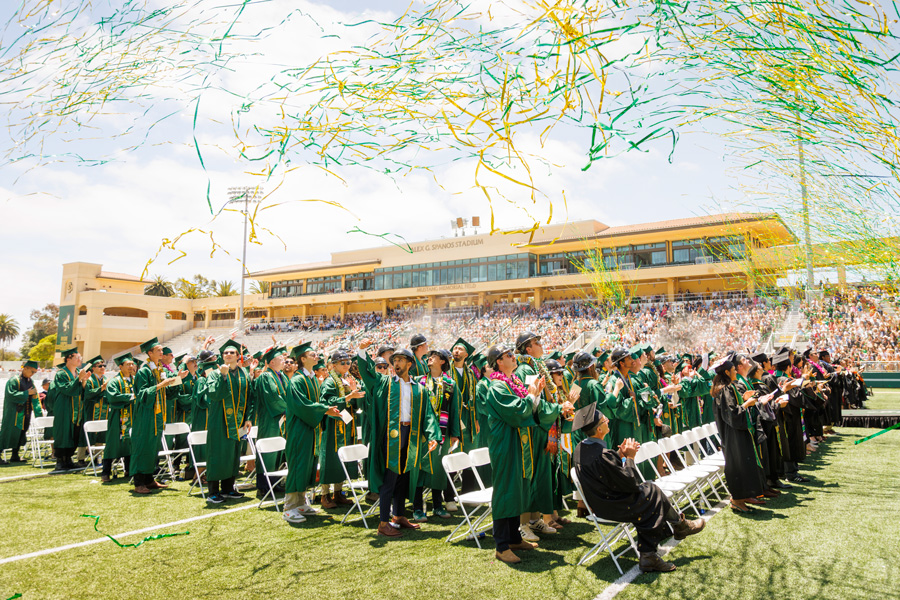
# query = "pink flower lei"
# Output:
<box><xmin>490</xmin><ymin>370</ymin><xmax>528</xmax><ymax>398</ymax></box>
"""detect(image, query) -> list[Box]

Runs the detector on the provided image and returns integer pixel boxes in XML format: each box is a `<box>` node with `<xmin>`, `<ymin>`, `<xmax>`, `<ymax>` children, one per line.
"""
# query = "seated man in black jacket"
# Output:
<box><xmin>573</xmin><ymin>405</ymin><xmax>705</xmax><ymax>573</ymax></box>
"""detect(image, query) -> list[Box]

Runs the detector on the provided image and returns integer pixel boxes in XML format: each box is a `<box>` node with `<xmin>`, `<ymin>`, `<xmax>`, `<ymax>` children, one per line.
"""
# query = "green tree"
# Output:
<box><xmin>0</xmin><ymin>314</ymin><xmax>19</xmax><ymax>354</ymax></box>
<box><xmin>19</xmin><ymin>304</ymin><xmax>57</xmax><ymax>358</ymax></box>
<box><xmin>192</xmin><ymin>274</ymin><xmax>217</xmax><ymax>296</ymax></box>
<box><xmin>215</xmin><ymin>280</ymin><xmax>238</xmax><ymax>296</ymax></box>
<box><xmin>144</xmin><ymin>274</ymin><xmax>174</xmax><ymax>297</ymax></box>
<box><xmin>0</xmin><ymin>349</ymin><xmax>18</xmax><ymax>361</ymax></box>
<box><xmin>176</xmin><ymin>278</ymin><xmax>207</xmax><ymax>299</ymax></box>
<box><xmin>29</xmin><ymin>334</ymin><xmax>56</xmax><ymax>367</ymax></box>
<box><xmin>249</xmin><ymin>280</ymin><xmax>270</xmax><ymax>295</ymax></box>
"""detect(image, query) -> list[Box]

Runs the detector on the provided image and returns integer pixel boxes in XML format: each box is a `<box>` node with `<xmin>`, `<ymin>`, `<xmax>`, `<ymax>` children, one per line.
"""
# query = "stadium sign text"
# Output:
<box><xmin>417</xmin><ymin>283</ymin><xmax>477</xmax><ymax>292</ymax></box>
<box><xmin>410</xmin><ymin>238</ymin><xmax>484</xmax><ymax>253</ymax></box>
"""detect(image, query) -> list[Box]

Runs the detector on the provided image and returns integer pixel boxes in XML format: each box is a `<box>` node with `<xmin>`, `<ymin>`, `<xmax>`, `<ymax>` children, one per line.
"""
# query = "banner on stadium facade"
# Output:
<box><xmin>57</xmin><ymin>305</ymin><xmax>75</xmax><ymax>349</ymax></box>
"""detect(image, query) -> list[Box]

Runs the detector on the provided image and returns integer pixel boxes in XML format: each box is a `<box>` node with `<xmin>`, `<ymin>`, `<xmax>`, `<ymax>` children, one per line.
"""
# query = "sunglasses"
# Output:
<box><xmin>337</xmin><ymin>361</ymin><xmax>351</xmax><ymax>366</ymax></box>
<box><xmin>375</xmin><ymin>364</ymin><xmax>388</xmax><ymax>369</ymax></box>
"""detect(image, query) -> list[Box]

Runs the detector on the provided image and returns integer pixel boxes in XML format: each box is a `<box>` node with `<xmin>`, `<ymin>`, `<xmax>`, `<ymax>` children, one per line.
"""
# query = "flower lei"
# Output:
<box><xmin>490</xmin><ymin>370</ymin><xmax>528</xmax><ymax>398</ymax></box>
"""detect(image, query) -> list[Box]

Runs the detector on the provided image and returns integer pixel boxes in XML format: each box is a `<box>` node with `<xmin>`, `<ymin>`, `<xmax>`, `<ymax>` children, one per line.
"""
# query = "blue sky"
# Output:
<box><xmin>0</xmin><ymin>0</ymin><xmax>783</xmax><ymax>347</ymax></box>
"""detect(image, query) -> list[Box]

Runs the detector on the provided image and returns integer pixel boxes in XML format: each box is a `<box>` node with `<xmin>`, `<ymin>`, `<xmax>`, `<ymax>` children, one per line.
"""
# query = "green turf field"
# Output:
<box><xmin>1</xmin><ymin>406</ymin><xmax>898</xmax><ymax>600</ymax></box>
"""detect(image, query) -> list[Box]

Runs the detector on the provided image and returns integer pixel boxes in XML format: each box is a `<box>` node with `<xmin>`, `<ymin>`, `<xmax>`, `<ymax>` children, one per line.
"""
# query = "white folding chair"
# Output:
<box><xmin>636</xmin><ymin>441</ymin><xmax>704</xmax><ymax>515</ymax></box>
<box><xmin>29</xmin><ymin>416</ymin><xmax>54</xmax><ymax>468</ymax></box>
<box><xmin>570</xmin><ymin>467</ymin><xmax>640</xmax><ymax>573</ymax></box>
<box><xmin>187</xmin><ymin>430</ymin><xmax>208</xmax><ymax>499</ymax></box>
<box><xmin>238</xmin><ymin>425</ymin><xmax>258</xmax><ymax>488</ymax></box>
<box><xmin>702</xmin><ymin>423</ymin><xmax>724</xmax><ymax>457</ymax></box>
<box><xmin>158</xmin><ymin>422</ymin><xmax>191</xmax><ymax>480</ymax></box>
<box><xmin>337</xmin><ymin>443</ymin><xmax>379</xmax><ymax>528</ymax></box>
<box><xmin>442</xmin><ymin>449</ymin><xmax>493</xmax><ymax>549</ymax></box>
<box><xmin>82</xmin><ymin>420</ymin><xmax>108</xmax><ymax>476</ymax></box>
<box><xmin>682</xmin><ymin>429</ymin><xmax>727</xmax><ymax>495</ymax></box>
<box><xmin>656</xmin><ymin>437</ymin><xmax>714</xmax><ymax>510</ymax></box>
<box><xmin>256</xmin><ymin>436</ymin><xmax>288</xmax><ymax>512</ymax></box>
<box><xmin>669</xmin><ymin>433</ymin><xmax>723</xmax><ymax>502</ymax></box>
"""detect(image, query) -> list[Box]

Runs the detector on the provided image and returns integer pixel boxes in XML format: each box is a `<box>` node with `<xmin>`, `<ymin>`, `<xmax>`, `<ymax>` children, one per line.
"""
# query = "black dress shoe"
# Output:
<box><xmin>788</xmin><ymin>475</ymin><xmax>810</xmax><ymax>483</ymax></box>
<box><xmin>773</xmin><ymin>481</ymin><xmax>793</xmax><ymax>490</ymax></box>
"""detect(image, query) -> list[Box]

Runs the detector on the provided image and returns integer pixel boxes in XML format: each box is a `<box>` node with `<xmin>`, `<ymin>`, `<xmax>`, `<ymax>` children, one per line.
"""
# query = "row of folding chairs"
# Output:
<box><xmin>569</xmin><ymin>423</ymin><xmax>726</xmax><ymax>573</ymax></box>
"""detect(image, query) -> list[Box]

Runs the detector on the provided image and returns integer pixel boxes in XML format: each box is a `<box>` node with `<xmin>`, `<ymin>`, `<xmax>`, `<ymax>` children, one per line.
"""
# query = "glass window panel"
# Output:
<box><xmin>488</xmin><ymin>264</ymin><xmax>496</xmax><ymax>280</ymax></box>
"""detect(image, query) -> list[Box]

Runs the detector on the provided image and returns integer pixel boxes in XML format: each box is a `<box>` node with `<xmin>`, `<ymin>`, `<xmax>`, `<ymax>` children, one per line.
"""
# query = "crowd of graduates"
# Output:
<box><xmin>0</xmin><ymin>325</ymin><xmax>873</xmax><ymax>571</ymax></box>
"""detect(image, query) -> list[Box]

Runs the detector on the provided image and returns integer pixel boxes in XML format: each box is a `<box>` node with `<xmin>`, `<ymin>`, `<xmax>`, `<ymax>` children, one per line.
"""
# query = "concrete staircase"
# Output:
<box><xmin>765</xmin><ymin>300</ymin><xmax>806</xmax><ymax>353</ymax></box>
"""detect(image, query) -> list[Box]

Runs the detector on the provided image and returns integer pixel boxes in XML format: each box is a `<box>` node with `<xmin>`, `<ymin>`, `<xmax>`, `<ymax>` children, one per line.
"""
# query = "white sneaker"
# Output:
<box><xmin>519</xmin><ymin>524</ymin><xmax>540</xmax><ymax>542</ymax></box>
<box><xmin>530</xmin><ymin>519</ymin><xmax>557</xmax><ymax>534</ymax></box>
<box><xmin>445</xmin><ymin>501</ymin><xmax>458</xmax><ymax>512</ymax></box>
<box><xmin>283</xmin><ymin>509</ymin><xmax>307</xmax><ymax>523</ymax></box>
<box><xmin>297</xmin><ymin>504</ymin><xmax>320</xmax><ymax>516</ymax></box>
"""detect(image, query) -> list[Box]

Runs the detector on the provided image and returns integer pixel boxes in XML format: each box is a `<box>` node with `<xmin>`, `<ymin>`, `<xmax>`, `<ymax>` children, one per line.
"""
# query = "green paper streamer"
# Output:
<box><xmin>853</xmin><ymin>422</ymin><xmax>900</xmax><ymax>445</ymax></box>
<box><xmin>80</xmin><ymin>514</ymin><xmax>190</xmax><ymax>548</ymax></box>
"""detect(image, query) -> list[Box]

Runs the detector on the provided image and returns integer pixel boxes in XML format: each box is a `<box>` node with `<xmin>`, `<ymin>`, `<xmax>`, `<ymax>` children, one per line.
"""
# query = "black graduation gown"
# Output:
<box><xmin>775</xmin><ymin>372</ymin><xmax>807</xmax><ymax>463</ymax></box>
<box><xmin>821</xmin><ymin>362</ymin><xmax>842</xmax><ymax>425</ymax></box>
<box><xmin>758</xmin><ymin>373</ymin><xmax>784</xmax><ymax>481</ymax></box>
<box><xmin>713</xmin><ymin>383</ymin><xmax>765</xmax><ymax>499</ymax></box>
<box><xmin>574</xmin><ymin>438</ymin><xmax>672</xmax><ymax>553</ymax></box>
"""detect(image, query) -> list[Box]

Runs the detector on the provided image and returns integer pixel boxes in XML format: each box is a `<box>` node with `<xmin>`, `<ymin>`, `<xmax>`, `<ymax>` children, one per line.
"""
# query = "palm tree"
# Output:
<box><xmin>144</xmin><ymin>275</ymin><xmax>175</xmax><ymax>297</ymax></box>
<box><xmin>215</xmin><ymin>280</ymin><xmax>238</xmax><ymax>296</ymax></box>
<box><xmin>0</xmin><ymin>314</ymin><xmax>20</xmax><ymax>355</ymax></box>
<box><xmin>249</xmin><ymin>280</ymin><xmax>270</xmax><ymax>295</ymax></box>
<box><xmin>176</xmin><ymin>278</ymin><xmax>208</xmax><ymax>299</ymax></box>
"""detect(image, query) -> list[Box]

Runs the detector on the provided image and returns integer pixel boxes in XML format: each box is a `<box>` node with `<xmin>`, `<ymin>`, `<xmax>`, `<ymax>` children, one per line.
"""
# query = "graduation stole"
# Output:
<box><xmin>223</xmin><ymin>367</ymin><xmax>248</xmax><ymax>441</ymax></box>
<box><xmin>328</xmin><ymin>370</ymin><xmax>354</xmax><ymax>438</ymax></box>
<box><xmin>546</xmin><ymin>374</ymin><xmax>569</xmax><ymax>455</ymax></box>
<box><xmin>616</xmin><ymin>369</ymin><xmax>641</xmax><ymax>426</ymax></box>
<box><xmin>61</xmin><ymin>367</ymin><xmax>84</xmax><ymax>425</ymax></box>
<box><xmin>148</xmin><ymin>365</ymin><xmax>165</xmax><ymax>435</ymax></box>
<box><xmin>13</xmin><ymin>376</ymin><xmax>30</xmax><ymax>429</ymax></box>
<box><xmin>118</xmin><ymin>375</ymin><xmax>133</xmax><ymax>439</ymax></box>
<box><xmin>385</xmin><ymin>377</ymin><xmax>426</xmax><ymax>474</ymax></box>
<box><xmin>730</xmin><ymin>383</ymin><xmax>762</xmax><ymax>468</ymax></box>
<box><xmin>296</xmin><ymin>372</ymin><xmax>322</xmax><ymax>454</ymax></box>
<box><xmin>179</xmin><ymin>374</ymin><xmax>195</xmax><ymax>419</ymax></box>
<box><xmin>489</xmin><ymin>372</ymin><xmax>534</xmax><ymax>479</ymax></box>
<box><xmin>424</xmin><ymin>372</ymin><xmax>452</xmax><ymax>442</ymax></box>
<box><xmin>92</xmin><ymin>375</ymin><xmax>109</xmax><ymax>421</ymax></box>
<box><xmin>452</xmin><ymin>364</ymin><xmax>477</xmax><ymax>440</ymax></box>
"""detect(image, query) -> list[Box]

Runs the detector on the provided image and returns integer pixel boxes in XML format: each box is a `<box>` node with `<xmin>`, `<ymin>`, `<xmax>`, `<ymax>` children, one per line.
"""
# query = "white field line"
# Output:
<box><xmin>593</xmin><ymin>501</ymin><xmax>727</xmax><ymax>600</ymax></box>
<box><xmin>0</xmin><ymin>503</ymin><xmax>259</xmax><ymax>565</ymax></box>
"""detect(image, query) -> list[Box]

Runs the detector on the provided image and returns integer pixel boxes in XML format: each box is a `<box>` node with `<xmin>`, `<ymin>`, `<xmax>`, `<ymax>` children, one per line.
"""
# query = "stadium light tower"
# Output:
<box><xmin>227</xmin><ymin>185</ymin><xmax>263</xmax><ymax>331</ymax></box>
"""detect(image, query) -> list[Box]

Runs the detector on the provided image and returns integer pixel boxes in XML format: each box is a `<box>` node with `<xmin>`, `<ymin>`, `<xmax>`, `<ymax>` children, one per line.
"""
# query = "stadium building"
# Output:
<box><xmin>58</xmin><ymin>212</ymin><xmax>839</xmax><ymax>360</ymax></box>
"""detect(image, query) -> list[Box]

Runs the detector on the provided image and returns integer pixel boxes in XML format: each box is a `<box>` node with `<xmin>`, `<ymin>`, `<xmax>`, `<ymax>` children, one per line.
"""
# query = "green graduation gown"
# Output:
<box><xmin>485</xmin><ymin>376</ymin><xmax>562</xmax><ymax>520</ymax></box>
<box><xmin>1</xmin><ymin>375</ymin><xmax>35</xmax><ymax>451</ymax></box>
<box><xmin>515</xmin><ymin>356</ymin><xmax>559</xmax><ymax>514</ymax></box>
<box><xmin>255</xmin><ymin>369</ymin><xmax>289</xmax><ymax>474</ymax></box>
<box><xmin>51</xmin><ymin>367</ymin><xmax>85</xmax><ymax>450</ymax></box>
<box><xmin>205</xmin><ymin>367</ymin><xmax>252</xmax><ymax>482</ymax></box>
<box><xmin>131</xmin><ymin>363</ymin><xmax>167</xmax><ymax>475</ymax></box>
<box><xmin>355</xmin><ymin>352</ymin><xmax>440</xmax><ymax>497</ymax></box>
<box><xmin>680</xmin><ymin>373</ymin><xmax>710</xmax><ymax>430</ymax></box>
<box><xmin>451</xmin><ymin>362</ymin><xmax>479</xmax><ymax>451</ymax></box>
<box><xmin>190</xmin><ymin>374</ymin><xmax>212</xmax><ymax>463</ymax></box>
<box><xmin>607</xmin><ymin>370</ymin><xmax>641</xmax><ymax>451</ymax></box>
<box><xmin>103</xmin><ymin>374</ymin><xmax>134</xmax><ymax>461</ymax></box>
<box><xmin>416</xmin><ymin>373</ymin><xmax>461</xmax><ymax>492</ymax></box>
<box><xmin>319</xmin><ymin>372</ymin><xmax>360</xmax><ymax>484</ymax></box>
<box><xmin>83</xmin><ymin>374</ymin><xmax>108</xmax><ymax>444</ymax></box>
<box><xmin>286</xmin><ymin>370</ymin><xmax>332</xmax><ymax>493</ymax></box>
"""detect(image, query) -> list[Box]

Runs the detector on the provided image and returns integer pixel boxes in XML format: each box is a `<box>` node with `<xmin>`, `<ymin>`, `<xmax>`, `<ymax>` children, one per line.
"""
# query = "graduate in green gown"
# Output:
<box><xmin>545</xmin><ymin>359</ymin><xmax>577</xmax><ymax>528</ymax></box>
<box><xmin>203</xmin><ymin>339</ymin><xmax>256</xmax><ymax>504</ymax></box>
<box><xmin>50</xmin><ymin>348</ymin><xmax>91</xmax><ymax>473</ymax></box>
<box><xmin>82</xmin><ymin>356</ymin><xmax>108</xmax><ymax>447</ymax></box>
<box><xmin>355</xmin><ymin>339</ymin><xmax>440</xmax><ymax>539</ymax></box>
<box><xmin>409</xmin><ymin>333</ymin><xmax>429</xmax><ymax>379</ymax></box>
<box><xmin>189</xmin><ymin>353</ymin><xmax>219</xmax><ymax>480</ymax></box>
<box><xmin>132</xmin><ymin>338</ymin><xmax>179</xmax><ymax>493</ymax></box>
<box><xmin>605</xmin><ymin>348</ymin><xmax>643</xmax><ymax>452</ymax></box>
<box><xmin>283</xmin><ymin>342</ymin><xmax>342</xmax><ymax>523</ymax></box>
<box><xmin>472</xmin><ymin>354</ymin><xmax>493</xmax><ymax>486</ymax></box>
<box><xmin>450</xmin><ymin>338</ymin><xmax>479</xmax><ymax>453</ymax></box>
<box><xmin>411</xmin><ymin>349</ymin><xmax>461</xmax><ymax>521</ymax></box>
<box><xmin>318</xmin><ymin>349</ymin><xmax>366</xmax><ymax>508</ymax></box>
<box><xmin>1</xmin><ymin>360</ymin><xmax>39</xmax><ymax>464</ymax></box>
<box><xmin>102</xmin><ymin>354</ymin><xmax>135</xmax><ymax>482</ymax></box>
<box><xmin>483</xmin><ymin>343</ymin><xmax>573</xmax><ymax>564</ymax></box>
<box><xmin>253</xmin><ymin>346</ymin><xmax>291</xmax><ymax>496</ymax></box>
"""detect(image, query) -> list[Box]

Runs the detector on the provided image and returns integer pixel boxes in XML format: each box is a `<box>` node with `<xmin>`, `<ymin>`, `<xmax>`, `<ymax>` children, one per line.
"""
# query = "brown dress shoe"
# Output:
<box><xmin>745</xmin><ymin>497</ymin><xmax>765</xmax><ymax>505</ymax></box>
<box><xmin>672</xmin><ymin>515</ymin><xmax>706</xmax><ymax>540</ymax></box>
<box><xmin>495</xmin><ymin>549</ymin><xmax>521</xmax><ymax>564</ymax></box>
<box><xmin>639</xmin><ymin>552</ymin><xmax>676</xmax><ymax>573</ymax></box>
<box><xmin>392</xmin><ymin>516</ymin><xmax>421</xmax><ymax>530</ymax></box>
<box><xmin>320</xmin><ymin>494</ymin><xmax>337</xmax><ymax>509</ymax></box>
<box><xmin>100</xmin><ymin>475</ymin><xmax>111</xmax><ymax>483</ymax></box>
<box><xmin>134</xmin><ymin>486</ymin><xmax>153</xmax><ymax>494</ymax></box>
<box><xmin>149</xmin><ymin>480</ymin><xmax>169</xmax><ymax>489</ymax></box>
<box><xmin>509</xmin><ymin>541</ymin><xmax>538</xmax><ymax>551</ymax></box>
<box><xmin>334</xmin><ymin>492</ymin><xmax>353</xmax><ymax>506</ymax></box>
<box><xmin>762</xmin><ymin>490</ymin><xmax>779</xmax><ymax>498</ymax></box>
<box><xmin>377</xmin><ymin>522</ymin><xmax>402</xmax><ymax>537</ymax></box>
